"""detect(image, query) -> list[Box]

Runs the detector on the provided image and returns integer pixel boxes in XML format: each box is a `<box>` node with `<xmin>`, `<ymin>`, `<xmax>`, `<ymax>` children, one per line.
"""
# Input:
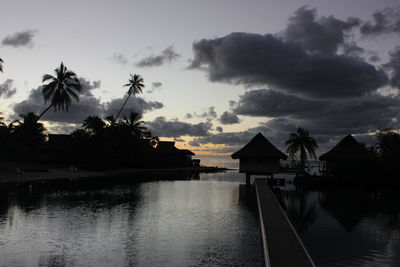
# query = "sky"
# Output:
<box><xmin>1</xmin><ymin>0</ymin><xmax>400</xmax><ymax>162</ymax></box>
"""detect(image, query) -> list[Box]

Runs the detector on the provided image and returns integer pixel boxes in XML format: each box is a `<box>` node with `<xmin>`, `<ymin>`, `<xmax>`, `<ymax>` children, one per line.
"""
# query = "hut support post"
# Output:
<box><xmin>246</xmin><ymin>173</ymin><xmax>251</xmax><ymax>186</ymax></box>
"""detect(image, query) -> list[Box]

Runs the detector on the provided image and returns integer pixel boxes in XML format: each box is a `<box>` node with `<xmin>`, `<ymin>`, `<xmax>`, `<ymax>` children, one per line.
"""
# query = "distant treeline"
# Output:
<box><xmin>0</xmin><ymin>111</ymin><xmax>160</xmax><ymax>170</ymax></box>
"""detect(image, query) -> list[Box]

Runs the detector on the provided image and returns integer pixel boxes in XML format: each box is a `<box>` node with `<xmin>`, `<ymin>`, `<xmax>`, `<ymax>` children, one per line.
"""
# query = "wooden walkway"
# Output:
<box><xmin>255</xmin><ymin>179</ymin><xmax>315</xmax><ymax>267</ymax></box>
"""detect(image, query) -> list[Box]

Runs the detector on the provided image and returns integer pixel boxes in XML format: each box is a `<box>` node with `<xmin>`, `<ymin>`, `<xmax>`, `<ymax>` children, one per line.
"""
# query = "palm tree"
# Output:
<box><xmin>116</xmin><ymin>74</ymin><xmax>144</xmax><ymax>119</ymax></box>
<box><xmin>0</xmin><ymin>58</ymin><xmax>4</xmax><ymax>72</ymax></box>
<box><xmin>121</xmin><ymin>112</ymin><xmax>151</xmax><ymax>139</ymax></box>
<box><xmin>285</xmin><ymin>127</ymin><xmax>319</xmax><ymax>172</ymax></box>
<box><xmin>37</xmin><ymin>62</ymin><xmax>81</xmax><ymax>121</ymax></box>
<box><xmin>10</xmin><ymin>112</ymin><xmax>47</xmax><ymax>151</ymax></box>
<box><xmin>82</xmin><ymin>115</ymin><xmax>106</xmax><ymax>135</ymax></box>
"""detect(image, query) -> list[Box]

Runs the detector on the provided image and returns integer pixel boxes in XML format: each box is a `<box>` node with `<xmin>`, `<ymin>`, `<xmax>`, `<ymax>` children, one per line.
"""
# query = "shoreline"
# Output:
<box><xmin>0</xmin><ymin>164</ymin><xmax>230</xmax><ymax>185</ymax></box>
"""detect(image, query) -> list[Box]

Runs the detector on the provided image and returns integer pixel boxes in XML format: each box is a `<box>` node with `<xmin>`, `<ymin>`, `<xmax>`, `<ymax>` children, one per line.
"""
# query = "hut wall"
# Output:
<box><xmin>239</xmin><ymin>158</ymin><xmax>280</xmax><ymax>174</ymax></box>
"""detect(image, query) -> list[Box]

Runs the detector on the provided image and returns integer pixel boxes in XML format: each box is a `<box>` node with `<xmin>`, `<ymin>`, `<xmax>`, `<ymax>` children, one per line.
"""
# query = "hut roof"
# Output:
<box><xmin>156</xmin><ymin>141</ymin><xmax>195</xmax><ymax>156</ymax></box>
<box><xmin>231</xmin><ymin>133</ymin><xmax>287</xmax><ymax>160</ymax></box>
<box><xmin>319</xmin><ymin>134</ymin><xmax>368</xmax><ymax>161</ymax></box>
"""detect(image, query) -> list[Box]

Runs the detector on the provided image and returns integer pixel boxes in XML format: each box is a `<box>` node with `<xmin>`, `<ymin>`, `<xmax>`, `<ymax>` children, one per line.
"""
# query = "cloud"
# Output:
<box><xmin>186</xmin><ymin>106</ymin><xmax>217</xmax><ymax>120</ymax></box>
<box><xmin>384</xmin><ymin>47</ymin><xmax>400</xmax><ymax>88</ymax></box>
<box><xmin>233</xmin><ymin>88</ymin><xmax>400</xmax><ymax>140</ymax></box>
<box><xmin>2</xmin><ymin>30</ymin><xmax>38</xmax><ymax>48</ymax></box>
<box><xmin>147</xmin><ymin>81</ymin><xmax>163</xmax><ymax>94</ymax></box>
<box><xmin>285</xmin><ymin>6</ymin><xmax>360</xmax><ymax>55</ymax></box>
<box><xmin>111</xmin><ymin>53</ymin><xmax>128</xmax><ymax>66</ymax></box>
<box><xmin>12</xmin><ymin>77</ymin><xmax>163</xmax><ymax>124</ymax></box>
<box><xmin>190</xmin><ymin>32</ymin><xmax>387</xmax><ymax>99</ymax></box>
<box><xmin>13</xmin><ymin>78</ymin><xmax>103</xmax><ymax>123</ymax></box>
<box><xmin>136</xmin><ymin>46</ymin><xmax>181</xmax><ymax>67</ymax></box>
<box><xmin>104</xmin><ymin>97</ymin><xmax>163</xmax><ymax>118</ymax></box>
<box><xmin>360</xmin><ymin>8</ymin><xmax>400</xmax><ymax>36</ymax></box>
<box><xmin>146</xmin><ymin>116</ymin><xmax>212</xmax><ymax>137</ymax></box>
<box><xmin>0</xmin><ymin>79</ymin><xmax>17</xmax><ymax>98</ymax></box>
<box><xmin>219</xmin><ymin>111</ymin><xmax>240</xmax><ymax>124</ymax></box>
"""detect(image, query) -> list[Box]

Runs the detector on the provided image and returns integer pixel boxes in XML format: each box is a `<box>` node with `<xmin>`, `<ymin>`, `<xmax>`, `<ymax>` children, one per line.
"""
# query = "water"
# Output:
<box><xmin>0</xmin><ymin>172</ymin><xmax>263</xmax><ymax>266</ymax></box>
<box><xmin>274</xmin><ymin>185</ymin><xmax>400</xmax><ymax>267</ymax></box>
<box><xmin>1</xmin><ymin>171</ymin><xmax>400</xmax><ymax>266</ymax></box>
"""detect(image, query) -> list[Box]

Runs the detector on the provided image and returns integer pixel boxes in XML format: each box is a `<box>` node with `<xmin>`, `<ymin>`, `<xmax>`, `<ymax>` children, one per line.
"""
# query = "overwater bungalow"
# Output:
<box><xmin>319</xmin><ymin>134</ymin><xmax>369</xmax><ymax>177</ymax></box>
<box><xmin>231</xmin><ymin>133</ymin><xmax>287</xmax><ymax>184</ymax></box>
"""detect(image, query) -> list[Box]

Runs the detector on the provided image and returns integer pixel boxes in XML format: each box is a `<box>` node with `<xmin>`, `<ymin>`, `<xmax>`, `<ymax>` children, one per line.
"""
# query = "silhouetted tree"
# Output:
<box><xmin>10</xmin><ymin>112</ymin><xmax>46</xmax><ymax>153</ymax></box>
<box><xmin>285</xmin><ymin>127</ymin><xmax>318</xmax><ymax>171</ymax></box>
<box><xmin>37</xmin><ymin>62</ymin><xmax>81</xmax><ymax>121</ymax></box>
<box><xmin>121</xmin><ymin>112</ymin><xmax>151</xmax><ymax>139</ymax></box>
<box><xmin>376</xmin><ymin>128</ymin><xmax>400</xmax><ymax>173</ymax></box>
<box><xmin>82</xmin><ymin>115</ymin><xmax>106</xmax><ymax>135</ymax></box>
<box><xmin>116</xmin><ymin>74</ymin><xmax>144</xmax><ymax>119</ymax></box>
<box><xmin>0</xmin><ymin>58</ymin><xmax>4</xmax><ymax>72</ymax></box>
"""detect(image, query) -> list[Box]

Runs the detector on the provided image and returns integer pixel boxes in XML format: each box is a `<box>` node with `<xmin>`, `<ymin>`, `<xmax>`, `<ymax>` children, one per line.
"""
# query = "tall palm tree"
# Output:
<box><xmin>285</xmin><ymin>127</ymin><xmax>319</xmax><ymax>171</ymax></box>
<box><xmin>0</xmin><ymin>58</ymin><xmax>4</xmax><ymax>72</ymax></box>
<box><xmin>37</xmin><ymin>62</ymin><xmax>81</xmax><ymax>121</ymax></box>
<box><xmin>116</xmin><ymin>74</ymin><xmax>144</xmax><ymax>119</ymax></box>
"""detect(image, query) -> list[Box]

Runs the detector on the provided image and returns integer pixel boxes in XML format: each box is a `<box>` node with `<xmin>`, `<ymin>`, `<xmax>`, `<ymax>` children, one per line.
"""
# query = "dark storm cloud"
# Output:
<box><xmin>384</xmin><ymin>47</ymin><xmax>400</xmax><ymax>88</ymax></box>
<box><xmin>285</xmin><ymin>6</ymin><xmax>360</xmax><ymax>55</ymax></box>
<box><xmin>360</xmin><ymin>8</ymin><xmax>400</xmax><ymax>36</ymax></box>
<box><xmin>190</xmin><ymin>32</ymin><xmax>387</xmax><ymax>99</ymax></box>
<box><xmin>111</xmin><ymin>53</ymin><xmax>128</xmax><ymax>66</ymax></box>
<box><xmin>147</xmin><ymin>81</ymin><xmax>163</xmax><ymax>93</ymax></box>
<box><xmin>2</xmin><ymin>30</ymin><xmax>38</xmax><ymax>48</ymax></box>
<box><xmin>136</xmin><ymin>46</ymin><xmax>180</xmax><ymax>67</ymax></box>
<box><xmin>0</xmin><ymin>79</ymin><xmax>17</xmax><ymax>98</ymax></box>
<box><xmin>219</xmin><ymin>111</ymin><xmax>239</xmax><ymax>125</ymax></box>
<box><xmin>233</xmin><ymin>89</ymin><xmax>325</xmax><ymax>117</ymax></box>
<box><xmin>12</xmin><ymin>77</ymin><xmax>163</xmax><ymax>124</ymax></box>
<box><xmin>146</xmin><ymin>117</ymin><xmax>212</xmax><ymax>137</ymax></box>
<box><xmin>234</xmin><ymin>89</ymin><xmax>400</xmax><ymax>134</ymax></box>
<box><xmin>190</xmin><ymin>88</ymin><xmax>400</xmax><ymax>154</ymax></box>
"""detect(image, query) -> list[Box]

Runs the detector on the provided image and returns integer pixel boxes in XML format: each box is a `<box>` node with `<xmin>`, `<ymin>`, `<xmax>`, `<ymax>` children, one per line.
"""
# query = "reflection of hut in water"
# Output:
<box><xmin>319</xmin><ymin>134</ymin><xmax>369</xmax><ymax>177</ymax></box>
<box><xmin>231</xmin><ymin>133</ymin><xmax>287</xmax><ymax>185</ymax></box>
<box><xmin>155</xmin><ymin>141</ymin><xmax>195</xmax><ymax>167</ymax></box>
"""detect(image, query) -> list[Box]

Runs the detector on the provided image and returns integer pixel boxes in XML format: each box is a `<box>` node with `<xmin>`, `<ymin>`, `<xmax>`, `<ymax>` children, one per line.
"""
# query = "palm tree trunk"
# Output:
<box><xmin>116</xmin><ymin>93</ymin><xmax>132</xmax><ymax>119</ymax></box>
<box><xmin>37</xmin><ymin>104</ymin><xmax>53</xmax><ymax>121</ymax></box>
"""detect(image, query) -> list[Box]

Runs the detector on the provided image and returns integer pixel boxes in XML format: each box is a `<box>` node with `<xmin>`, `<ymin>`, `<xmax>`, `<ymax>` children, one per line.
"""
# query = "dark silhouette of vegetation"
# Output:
<box><xmin>285</xmin><ymin>128</ymin><xmax>318</xmax><ymax>172</ymax></box>
<box><xmin>37</xmin><ymin>62</ymin><xmax>81</xmax><ymax>121</ymax></box>
<box><xmin>116</xmin><ymin>74</ymin><xmax>144</xmax><ymax>119</ymax></box>
<box><xmin>0</xmin><ymin>112</ymin><xmax>47</xmax><ymax>161</ymax></box>
<box><xmin>0</xmin><ymin>58</ymin><xmax>4</xmax><ymax>72</ymax></box>
<box><xmin>376</xmin><ymin>128</ymin><xmax>400</xmax><ymax>175</ymax></box>
<box><xmin>70</xmin><ymin>111</ymin><xmax>160</xmax><ymax>170</ymax></box>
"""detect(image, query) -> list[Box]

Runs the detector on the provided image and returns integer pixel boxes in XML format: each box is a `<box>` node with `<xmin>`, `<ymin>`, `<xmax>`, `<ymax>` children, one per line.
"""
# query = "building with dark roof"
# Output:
<box><xmin>319</xmin><ymin>134</ymin><xmax>370</xmax><ymax>176</ymax></box>
<box><xmin>231</xmin><ymin>133</ymin><xmax>287</xmax><ymax>183</ymax></box>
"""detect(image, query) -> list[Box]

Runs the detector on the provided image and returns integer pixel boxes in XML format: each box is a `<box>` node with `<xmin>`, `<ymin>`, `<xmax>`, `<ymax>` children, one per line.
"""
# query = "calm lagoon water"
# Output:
<box><xmin>1</xmin><ymin>171</ymin><xmax>400</xmax><ymax>266</ymax></box>
<box><xmin>275</xmin><ymin>182</ymin><xmax>400</xmax><ymax>267</ymax></box>
<box><xmin>0</xmin><ymin>171</ymin><xmax>263</xmax><ymax>266</ymax></box>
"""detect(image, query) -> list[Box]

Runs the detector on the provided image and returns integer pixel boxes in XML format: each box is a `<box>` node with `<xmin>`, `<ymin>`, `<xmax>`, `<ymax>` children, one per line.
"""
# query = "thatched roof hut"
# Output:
<box><xmin>231</xmin><ymin>133</ymin><xmax>287</xmax><ymax>160</ymax></box>
<box><xmin>231</xmin><ymin>133</ymin><xmax>287</xmax><ymax>175</ymax></box>
<box><xmin>319</xmin><ymin>134</ymin><xmax>368</xmax><ymax>161</ymax></box>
